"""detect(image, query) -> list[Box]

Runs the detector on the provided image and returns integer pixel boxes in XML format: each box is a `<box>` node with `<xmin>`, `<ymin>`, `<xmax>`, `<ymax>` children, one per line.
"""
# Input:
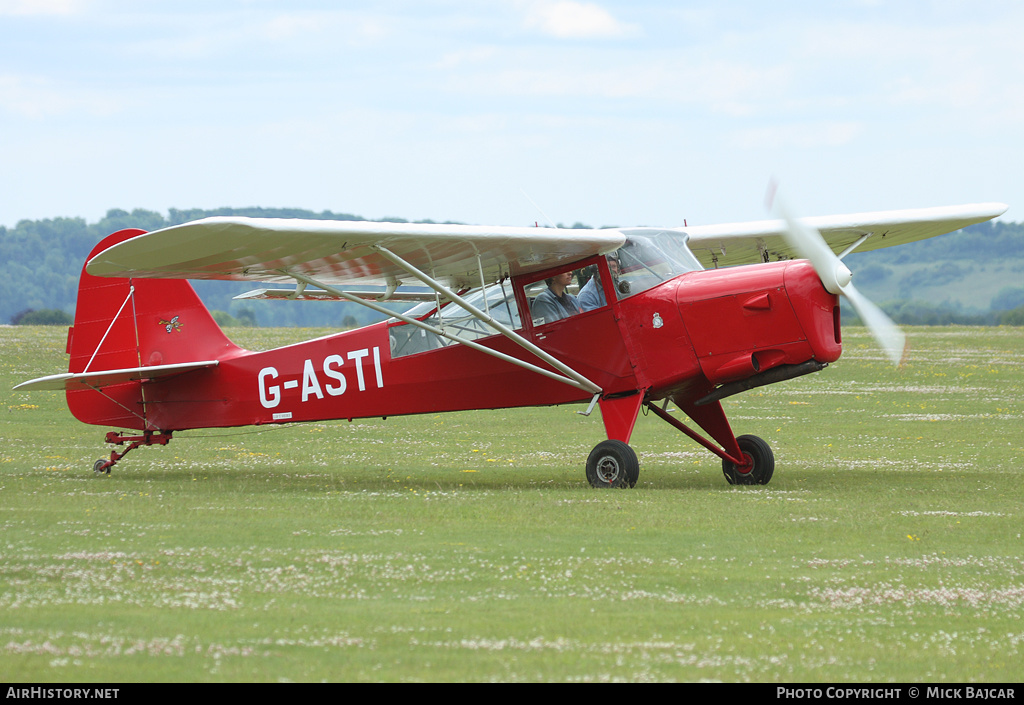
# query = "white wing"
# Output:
<box><xmin>84</xmin><ymin>204</ymin><xmax>1008</xmax><ymax>286</ymax></box>
<box><xmin>684</xmin><ymin>203</ymin><xmax>1008</xmax><ymax>268</ymax></box>
<box><xmin>86</xmin><ymin>217</ymin><xmax>626</xmax><ymax>289</ymax></box>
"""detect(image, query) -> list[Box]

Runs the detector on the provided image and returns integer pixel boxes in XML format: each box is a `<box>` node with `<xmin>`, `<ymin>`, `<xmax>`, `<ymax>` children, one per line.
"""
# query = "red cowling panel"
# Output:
<box><xmin>673</xmin><ymin>261</ymin><xmax>841</xmax><ymax>394</ymax></box>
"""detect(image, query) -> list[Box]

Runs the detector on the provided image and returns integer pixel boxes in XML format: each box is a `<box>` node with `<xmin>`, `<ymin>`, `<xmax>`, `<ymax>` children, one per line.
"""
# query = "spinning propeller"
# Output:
<box><xmin>767</xmin><ymin>184</ymin><xmax>908</xmax><ymax>366</ymax></box>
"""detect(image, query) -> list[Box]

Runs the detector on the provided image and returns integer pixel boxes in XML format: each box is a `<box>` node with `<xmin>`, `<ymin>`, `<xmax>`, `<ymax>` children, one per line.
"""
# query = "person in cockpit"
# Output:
<box><xmin>531</xmin><ymin>271</ymin><xmax>581</xmax><ymax>325</ymax></box>
<box><xmin>579</xmin><ymin>254</ymin><xmax>624</xmax><ymax>311</ymax></box>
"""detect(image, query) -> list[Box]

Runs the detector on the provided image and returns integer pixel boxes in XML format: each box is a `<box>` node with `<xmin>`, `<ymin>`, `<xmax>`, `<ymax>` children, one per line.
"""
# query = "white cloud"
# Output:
<box><xmin>255</xmin><ymin>11</ymin><xmax>393</xmax><ymax>45</ymax></box>
<box><xmin>434</xmin><ymin>47</ymin><xmax>500</xmax><ymax>71</ymax></box>
<box><xmin>0</xmin><ymin>0</ymin><xmax>86</xmax><ymax>15</ymax></box>
<box><xmin>730</xmin><ymin>122</ymin><xmax>866</xmax><ymax>151</ymax></box>
<box><xmin>522</xmin><ymin>0</ymin><xmax>638</xmax><ymax>39</ymax></box>
<box><xmin>443</xmin><ymin>56</ymin><xmax>790</xmax><ymax>119</ymax></box>
<box><xmin>0</xmin><ymin>74</ymin><xmax>118</xmax><ymax>119</ymax></box>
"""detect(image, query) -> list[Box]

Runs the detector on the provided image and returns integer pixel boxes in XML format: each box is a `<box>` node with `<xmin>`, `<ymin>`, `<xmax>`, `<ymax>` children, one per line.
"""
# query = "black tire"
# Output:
<box><xmin>722</xmin><ymin>435</ymin><xmax>774</xmax><ymax>485</ymax></box>
<box><xmin>586</xmin><ymin>440</ymin><xmax>639</xmax><ymax>489</ymax></box>
<box><xmin>93</xmin><ymin>459</ymin><xmax>108</xmax><ymax>475</ymax></box>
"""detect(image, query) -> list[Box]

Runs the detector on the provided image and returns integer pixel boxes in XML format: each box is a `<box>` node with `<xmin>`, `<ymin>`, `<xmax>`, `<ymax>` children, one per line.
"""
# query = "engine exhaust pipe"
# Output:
<box><xmin>695</xmin><ymin>360</ymin><xmax>828</xmax><ymax>406</ymax></box>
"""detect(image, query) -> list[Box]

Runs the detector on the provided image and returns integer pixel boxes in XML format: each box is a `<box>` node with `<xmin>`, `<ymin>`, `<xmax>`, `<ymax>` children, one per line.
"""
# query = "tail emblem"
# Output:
<box><xmin>160</xmin><ymin>316</ymin><xmax>183</xmax><ymax>333</ymax></box>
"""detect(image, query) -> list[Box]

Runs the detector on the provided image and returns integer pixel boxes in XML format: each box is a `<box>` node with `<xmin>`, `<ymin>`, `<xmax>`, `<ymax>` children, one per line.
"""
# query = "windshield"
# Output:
<box><xmin>615</xmin><ymin>229</ymin><xmax>703</xmax><ymax>298</ymax></box>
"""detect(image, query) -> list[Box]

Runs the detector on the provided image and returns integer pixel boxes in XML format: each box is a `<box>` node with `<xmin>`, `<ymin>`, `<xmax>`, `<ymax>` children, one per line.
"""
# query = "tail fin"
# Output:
<box><xmin>66</xmin><ymin>228</ymin><xmax>240</xmax><ymax>429</ymax></box>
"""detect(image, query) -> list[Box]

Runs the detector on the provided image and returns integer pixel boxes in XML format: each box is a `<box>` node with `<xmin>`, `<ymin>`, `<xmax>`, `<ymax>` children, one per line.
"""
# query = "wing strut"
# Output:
<box><xmin>283</xmin><ymin>260</ymin><xmax>602</xmax><ymax>396</ymax></box>
<box><xmin>372</xmin><ymin>245</ymin><xmax>602</xmax><ymax>394</ymax></box>
<box><xmin>837</xmin><ymin>233</ymin><xmax>873</xmax><ymax>260</ymax></box>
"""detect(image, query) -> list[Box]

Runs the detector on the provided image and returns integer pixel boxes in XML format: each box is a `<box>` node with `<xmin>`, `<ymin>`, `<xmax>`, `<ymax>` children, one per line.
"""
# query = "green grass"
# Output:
<box><xmin>2</xmin><ymin>325</ymin><xmax>1023</xmax><ymax>682</ymax></box>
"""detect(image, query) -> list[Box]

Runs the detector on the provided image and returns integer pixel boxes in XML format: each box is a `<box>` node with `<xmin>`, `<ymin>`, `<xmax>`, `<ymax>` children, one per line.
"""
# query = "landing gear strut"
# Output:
<box><xmin>644</xmin><ymin>400</ymin><xmax>776</xmax><ymax>486</ymax></box>
<box><xmin>93</xmin><ymin>430</ymin><xmax>173</xmax><ymax>475</ymax></box>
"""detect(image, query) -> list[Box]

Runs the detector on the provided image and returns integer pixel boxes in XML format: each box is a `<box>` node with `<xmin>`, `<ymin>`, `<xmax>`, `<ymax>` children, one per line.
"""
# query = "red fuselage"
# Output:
<box><xmin>67</xmin><ymin>254</ymin><xmax>840</xmax><ymax>434</ymax></box>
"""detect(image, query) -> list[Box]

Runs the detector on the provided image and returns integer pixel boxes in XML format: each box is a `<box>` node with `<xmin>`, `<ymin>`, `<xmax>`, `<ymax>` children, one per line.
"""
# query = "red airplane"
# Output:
<box><xmin>15</xmin><ymin>199</ymin><xmax>1006</xmax><ymax>487</ymax></box>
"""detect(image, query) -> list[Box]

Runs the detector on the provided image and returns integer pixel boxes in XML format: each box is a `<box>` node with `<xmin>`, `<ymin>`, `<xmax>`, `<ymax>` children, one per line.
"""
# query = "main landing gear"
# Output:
<box><xmin>585</xmin><ymin>398</ymin><xmax>775</xmax><ymax>488</ymax></box>
<box><xmin>585</xmin><ymin>440</ymin><xmax>639</xmax><ymax>488</ymax></box>
<box><xmin>584</xmin><ymin>432</ymin><xmax>775</xmax><ymax>488</ymax></box>
<box><xmin>92</xmin><ymin>430</ymin><xmax>173</xmax><ymax>475</ymax></box>
<box><xmin>721</xmin><ymin>434</ymin><xmax>774</xmax><ymax>485</ymax></box>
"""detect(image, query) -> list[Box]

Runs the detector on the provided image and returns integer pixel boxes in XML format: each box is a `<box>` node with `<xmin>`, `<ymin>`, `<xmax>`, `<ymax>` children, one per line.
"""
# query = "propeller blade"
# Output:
<box><xmin>840</xmin><ymin>281</ymin><xmax>908</xmax><ymax>366</ymax></box>
<box><xmin>770</xmin><ymin>192</ymin><xmax>852</xmax><ymax>294</ymax></box>
<box><xmin>766</xmin><ymin>184</ymin><xmax>907</xmax><ymax>366</ymax></box>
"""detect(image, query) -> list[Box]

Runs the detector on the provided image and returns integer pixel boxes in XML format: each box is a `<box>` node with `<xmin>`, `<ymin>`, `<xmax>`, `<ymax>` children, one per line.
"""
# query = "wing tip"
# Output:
<box><xmin>13</xmin><ymin>374</ymin><xmax>70</xmax><ymax>392</ymax></box>
<box><xmin>987</xmin><ymin>202</ymin><xmax>1010</xmax><ymax>218</ymax></box>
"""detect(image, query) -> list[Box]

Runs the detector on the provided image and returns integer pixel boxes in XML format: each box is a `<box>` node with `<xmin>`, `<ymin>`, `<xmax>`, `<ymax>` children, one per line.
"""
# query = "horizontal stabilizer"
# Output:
<box><xmin>15</xmin><ymin>360</ymin><xmax>219</xmax><ymax>392</ymax></box>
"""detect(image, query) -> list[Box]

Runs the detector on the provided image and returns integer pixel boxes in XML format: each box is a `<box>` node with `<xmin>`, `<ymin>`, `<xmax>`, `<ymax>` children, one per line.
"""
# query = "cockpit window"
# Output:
<box><xmin>614</xmin><ymin>230</ymin><xmax>703</xmax><ymax>298</ymax></box>
<box><xmin>389</xmin><ymin>280</ymin><xmax>522</xmax><ymax>358</ymax></box>
<box><xmin>526</xmin><ymin>269</ymin><xmax>584</xmax><ymax>327</ymax></box>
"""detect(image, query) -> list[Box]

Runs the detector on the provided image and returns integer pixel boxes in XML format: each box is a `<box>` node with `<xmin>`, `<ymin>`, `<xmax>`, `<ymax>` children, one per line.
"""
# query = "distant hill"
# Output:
<box><xmin>2</xmin><ymin>207</ymin><xmax>1022</xmax><ymax>327</ymax></box>
<box><xmin>843</xmin><ymin>217</ymin><xmax>1024</xmax><ymax>323</ymax></box>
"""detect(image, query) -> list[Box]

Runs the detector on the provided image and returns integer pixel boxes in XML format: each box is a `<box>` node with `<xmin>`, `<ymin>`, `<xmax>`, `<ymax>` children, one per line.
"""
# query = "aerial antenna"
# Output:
<box><xmin>520</xmin><ymin>188</ymin><xmax>558</xmax><ymax>229</ymax></box>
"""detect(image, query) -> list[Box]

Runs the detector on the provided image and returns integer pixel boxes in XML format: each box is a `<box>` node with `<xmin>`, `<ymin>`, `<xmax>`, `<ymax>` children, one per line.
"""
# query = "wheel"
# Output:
<box><xmin>586</xmin><ymin>440</ymin><xmax>640</xmax><ymax>488</ymax></box>
<box><xmin>722</xmin><ymin>435</ymin><xmax>774</xmax><ymax>485</ymax></box>
<box><xmin>93</xmin><ymin>459</ymin><xmax>109</xmax><ymax>475</ymax></box>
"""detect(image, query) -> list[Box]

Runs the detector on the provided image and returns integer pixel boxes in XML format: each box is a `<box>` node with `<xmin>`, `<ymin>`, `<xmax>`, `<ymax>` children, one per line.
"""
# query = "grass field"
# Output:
<box><xmin>2</xmin><ymin>324</ymin><xmax>1022</xmax><ymax>683</ymax></box>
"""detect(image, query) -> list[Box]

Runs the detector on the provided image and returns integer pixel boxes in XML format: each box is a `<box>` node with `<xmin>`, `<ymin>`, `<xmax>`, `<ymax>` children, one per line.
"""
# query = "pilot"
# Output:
<box><xmin>578</xmin><ymin>254</ymin><xmax>622</xmax><ymax>311</ymax></box>
<box><xmin>531</xmin><ymin>271</ymin><xmax>581</xmax><ymax>324</ymax></box>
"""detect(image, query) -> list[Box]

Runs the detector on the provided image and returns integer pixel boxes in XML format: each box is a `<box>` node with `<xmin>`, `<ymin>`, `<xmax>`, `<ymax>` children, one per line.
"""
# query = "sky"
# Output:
<box><xmin>1</xmin><ymin>0</ymin><xmax>1021</xmax><ymax>230</ymax></box>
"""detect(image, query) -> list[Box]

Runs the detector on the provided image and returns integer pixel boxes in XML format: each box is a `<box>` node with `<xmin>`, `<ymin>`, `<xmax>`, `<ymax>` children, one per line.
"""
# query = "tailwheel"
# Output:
<box><xmin>586</xmin><ymin>440</ymin><xmax>639</xmax><ymax>489</ymax></box>
<box><xmin>722</xmin><ymin>434</ymin><xmax>774</xmax><ymax>485</ymax></box>
<box><xmin>91</xmin><ymin>430</ymin><xmax>174</xmax><ymax>476</ymax></box>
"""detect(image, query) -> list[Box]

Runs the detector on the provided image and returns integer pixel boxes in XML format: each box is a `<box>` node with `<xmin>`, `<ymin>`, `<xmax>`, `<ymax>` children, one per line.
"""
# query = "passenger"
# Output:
<box><xmin>531</xmin><ymin>271</ymin><xmax>581</xmax><ymax>325</ymax></box>
<box><xmin>578</xmin><ymin>255</ymin><xmax>621</xmax><ymax>311</ymax></box>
